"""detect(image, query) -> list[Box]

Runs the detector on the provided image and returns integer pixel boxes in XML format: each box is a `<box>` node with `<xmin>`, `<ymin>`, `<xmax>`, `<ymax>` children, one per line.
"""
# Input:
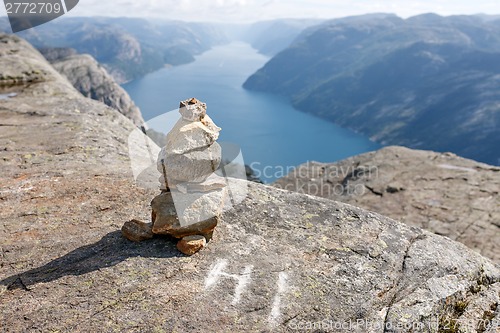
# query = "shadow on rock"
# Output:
<box><xmin>0</xmin><ymin>231</ymin><xmax>181</xmax><ymax>291</ymax></box>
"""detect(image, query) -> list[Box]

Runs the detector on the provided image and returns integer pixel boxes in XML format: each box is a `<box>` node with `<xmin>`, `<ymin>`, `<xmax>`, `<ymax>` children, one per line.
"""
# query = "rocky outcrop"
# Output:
<box><xmin>38</xmin><ymin>47</ymin><xmax>77</xmax><ymax>62</ymax></box>
<box><xmin>51</xmin><ymin>53</ymin><xmax>145</xmax><ymax>128</ymax></box>
<box><xmin>1</xmin><ymin>34</ymin><xmax>500</xmax><ymax>332</ymax></box>
<box><xmin>274</xmin><ymin>146</ymin><xmax>500</xmax><ymax>263</ymax></box>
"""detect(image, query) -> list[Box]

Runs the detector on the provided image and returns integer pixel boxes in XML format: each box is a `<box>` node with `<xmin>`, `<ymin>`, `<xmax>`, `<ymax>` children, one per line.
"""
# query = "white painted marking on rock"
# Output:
<box><xmin>269</xmin><ymin>272</ymin><xmax>288</xmax><ymax>327</ymax></box>
<box><xmin>231</xmin><ymin>265</ymin><xmax>253</xmax><ymax>305</ymax></box>
<box><xmin>205</xmin><ymin>259</ymin><xmax>228</xmax><ymax>289</ymax></box>
<box><xmin>205</xmin><ymin>259</ymin><xmax>253</xmax><ymax>305</ymax></box>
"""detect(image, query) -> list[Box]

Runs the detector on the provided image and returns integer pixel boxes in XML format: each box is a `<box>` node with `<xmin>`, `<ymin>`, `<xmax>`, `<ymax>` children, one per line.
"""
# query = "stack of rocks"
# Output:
<box><xmin>122</xmin><ymin>98</ymin><xmax>228</xmax><ymax>255</ymax></box>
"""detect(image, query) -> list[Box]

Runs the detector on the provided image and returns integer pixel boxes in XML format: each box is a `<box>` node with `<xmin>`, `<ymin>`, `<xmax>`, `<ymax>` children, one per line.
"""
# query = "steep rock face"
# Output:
<box><xmin>51</xmin><ymin>53</ymin><xmax>145</xmax><ymax>128</ymax></box>
<box><xmin>74</xmin><ymin>27</ymin><xmax>143</xmax><ymax>82</ymax></box>
<box><xmin>274</xmin><ymin>146</ymin><xmax>500</xmax><ymax>263</ymax></box>
<box><xmin>1</xmin><ymin>35</ymin><xmax>500</xmax><ymax>332</ymax></box>
<box><xmin>244</xmin><ymin>14</ymin><xmax>500</xmax><ymax>165</ymax></box>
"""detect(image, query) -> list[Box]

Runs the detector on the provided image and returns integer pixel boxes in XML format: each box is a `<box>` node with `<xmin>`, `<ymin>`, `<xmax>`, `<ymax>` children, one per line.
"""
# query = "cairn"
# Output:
<box><xmin>122</xmin><ymin>98</ymin><xmax>227</xmax><ymax>255</ymax></box>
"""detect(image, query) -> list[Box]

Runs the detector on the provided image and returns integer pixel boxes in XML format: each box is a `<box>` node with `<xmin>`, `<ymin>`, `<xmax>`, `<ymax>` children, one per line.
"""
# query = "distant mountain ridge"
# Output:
<box><xmin>0</xmin><ymin>17</ymin><xmax>228</xmax><ymax>83</ymax></box>
<box><xmin>244</xmin><ymin>13</ymin><xmax>500</xmax><ymax>165</ymax></box>
<box><xmin>240</xmin><ymin>19</ymin><xmax>323</xmax><ymax>55</ymax></box>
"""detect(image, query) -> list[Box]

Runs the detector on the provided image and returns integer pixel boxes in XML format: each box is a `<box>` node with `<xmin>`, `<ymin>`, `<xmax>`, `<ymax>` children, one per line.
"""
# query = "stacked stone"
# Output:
<box><xmin>122</xmin><ymin>98</ymin><xmax>227</xmax><ymax>256</ymax></box>
<box><xmin>156</xmin><ymin>97</ymin><xmax>223</xmax><ymax>190</ymax></box>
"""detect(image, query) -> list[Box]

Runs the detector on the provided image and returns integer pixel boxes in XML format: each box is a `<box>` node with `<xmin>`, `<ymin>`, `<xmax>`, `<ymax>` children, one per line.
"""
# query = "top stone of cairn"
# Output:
<box><xmin>179</xmin><ymin>97</ymin><xmax>207</xmax><ymax>122</ymax></box>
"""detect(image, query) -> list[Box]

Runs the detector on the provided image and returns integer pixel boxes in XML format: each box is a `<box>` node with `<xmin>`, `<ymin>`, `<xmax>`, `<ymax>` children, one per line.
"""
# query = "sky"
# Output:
<box><xmin>1</xmin><ymin>0</ymin><xmax>500</xmax><ymax>22</ymax></box>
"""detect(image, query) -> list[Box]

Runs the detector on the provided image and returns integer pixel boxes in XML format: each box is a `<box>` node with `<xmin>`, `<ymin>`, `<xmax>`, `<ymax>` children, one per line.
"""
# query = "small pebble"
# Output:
<box><xmin>177</xmin><ymin>235</ymin><xmax>207</xmax><ymax>256</ymax></box>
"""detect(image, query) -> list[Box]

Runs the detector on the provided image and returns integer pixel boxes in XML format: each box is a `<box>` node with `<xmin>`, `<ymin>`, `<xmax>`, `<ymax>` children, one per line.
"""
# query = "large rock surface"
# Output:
<box><xmin>51</xmin><ymin>53</ymin><xmax>145</xmax><ymax>128</ymax></box>
<box><xmin>1</xmin><ymin>34</ymin><xmax>500</xmax><ymax>332</ymax></box>
<box><xmin>274</xmin><ymin>146</ymin><xmax>500</xmax><ymax>263</ymax></box>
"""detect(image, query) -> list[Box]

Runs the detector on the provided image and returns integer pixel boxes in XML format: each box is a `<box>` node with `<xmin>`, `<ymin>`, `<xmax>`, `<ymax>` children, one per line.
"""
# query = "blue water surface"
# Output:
<box><xmin>123</xmin><ymin>42</ymin><xmax>381</xmax><ymax>182</ymax></box>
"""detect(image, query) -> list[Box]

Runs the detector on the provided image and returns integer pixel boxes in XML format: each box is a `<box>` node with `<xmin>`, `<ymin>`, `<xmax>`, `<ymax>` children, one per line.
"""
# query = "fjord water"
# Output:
<box><xmin>123</xmin><ymin>42</ymin><xmax>380</xmax><ymax>182</ymax></box>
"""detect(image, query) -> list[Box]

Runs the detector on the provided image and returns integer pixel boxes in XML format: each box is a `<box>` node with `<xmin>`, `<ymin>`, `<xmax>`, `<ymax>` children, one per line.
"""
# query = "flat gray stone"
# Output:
<box><xmin>164</xmin><ymin>115</ymin><xmax>221</xmax><ymax>155</ymax></box>
<box><xmin>160</xmin><ymin>142</ymin><xmax>222</xmax><ymax>183</ymax></box>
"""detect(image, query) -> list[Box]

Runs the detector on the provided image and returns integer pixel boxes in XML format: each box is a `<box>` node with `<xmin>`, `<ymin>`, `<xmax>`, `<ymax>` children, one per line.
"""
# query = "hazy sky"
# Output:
<box><xmin>2</xmin><ymin>0</ymin><xmax>500</xmax><ymax>22</ymax></box>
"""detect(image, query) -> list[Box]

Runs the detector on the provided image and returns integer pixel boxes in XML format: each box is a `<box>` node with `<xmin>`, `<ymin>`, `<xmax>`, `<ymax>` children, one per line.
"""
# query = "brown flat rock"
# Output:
<box><xmin>121</xmin><ymin>220</ymin><xmax>154</xmax><ymax>242</ymax></box>
<box><xmin>176</xmin><ymin>235</ymin><xmax>207</xmax><ymax>255</ymax></box>
<box><xmin>151</xmin><ymin>192</ymin><xmax>220</xmax><ymax>238</ymax></box>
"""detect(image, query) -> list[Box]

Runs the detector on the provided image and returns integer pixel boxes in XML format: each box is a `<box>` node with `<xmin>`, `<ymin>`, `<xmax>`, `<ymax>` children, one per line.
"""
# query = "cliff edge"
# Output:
<box><xmin>274</xmin><ymin>146</ymin><xmax>500</xmax><ymax>263</ymax></box>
